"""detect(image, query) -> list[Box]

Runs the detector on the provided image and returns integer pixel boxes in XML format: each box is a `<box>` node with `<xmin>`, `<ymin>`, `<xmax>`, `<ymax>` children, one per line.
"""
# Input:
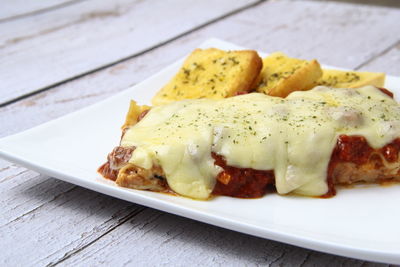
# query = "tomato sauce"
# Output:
<box><xmin>211</xmin><ymin>135</ymin><xmax>400</xmax><ymax>199</ymax></box>
<box><xmin>380</xmin><ymin>139</ymin><xmax>400</xmax><ymax>163</ymax></box>
<box><xmin>211</xmin><ymin>153</ymin><xmax>275</xmax><ymax>198</ymax></box>
<box><xmin>324</xmin><ymin>135</ymin><xmax>400</xmax><ymax>197</ymax></box>
<box><xmin>378</xmin><ymin>87</ymin><xmax>394</xmax><ymax>98</ymax></box>
<box><xmin>99</xmin><ymin>136</ymin><xmax>400</xmax><ymax>198</ymax></box>
<box><xmin>101</xmin><ymin>87</ymin><xmax>400</xmax><ymax>199</ymax></box>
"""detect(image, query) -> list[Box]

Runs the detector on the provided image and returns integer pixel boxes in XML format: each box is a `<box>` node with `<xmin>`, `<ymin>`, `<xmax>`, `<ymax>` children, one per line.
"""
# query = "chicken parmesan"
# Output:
<box><xmin>99</xmin><ymin>86</ymin><xmax>400</xmax><ymax>199</ymax></box>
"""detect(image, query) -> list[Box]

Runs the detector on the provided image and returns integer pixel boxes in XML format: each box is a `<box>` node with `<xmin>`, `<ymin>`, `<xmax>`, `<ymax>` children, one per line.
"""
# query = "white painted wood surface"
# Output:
<box><xmin>0</xmin><ymin>0</ymin><xmax>399</xmax><ymax>266</ymax></box>
<box><xmin>359</xmin><ymin>40</ymin><xmax>400</xmax><ymax>75</ymax></box>
<box><xmin>0</xmin><ymin>0</ymin><xmax>258</xmax><ymax>105</ymax></box>
<box><xmin>0</xmin><ymin>0</ymin><xmax>80</xmax><ymax>21</ymax></box>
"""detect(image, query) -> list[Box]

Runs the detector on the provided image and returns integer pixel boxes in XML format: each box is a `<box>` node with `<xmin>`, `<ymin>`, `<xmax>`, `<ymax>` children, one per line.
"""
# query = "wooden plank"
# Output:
<box><xmin>0</xmin><ymin>35</ymin><xmax>198</xmax><ymax>138</ymax></box>
<box><xmin>0</xmin><ymin>163</ymin><xmax>73</xmax><ymax>227</ymax></box>
<box><xmin>1</xmin><ymin>0</ymin><xmax>399</xmax><ymax>265</ymax></box>
<box><xmin>355</xmin><ymin>40</ymin><xmax>400</xmax><ymax>76</ymax></box>
<box><xmin>187</xmin><ymin>0</ymin><xmax>400</xmax><ymax>70</ymax></box>
<box><xmin>319</xmin><ymin>0</ymin><xmax>400</xmax><ymax>8</ymax></box>
<box><xmin>57</xmin><ymin>209</ymin><xmax>381</xmax><ymax>267</ymax></box>
<box><xmin>2</xmin><ymin>0</ymin><xmax>400</xmax><ymax>137</ymax></box>
<box><xmin>0</xmin><ymin>159</ymin><xmax>146</xmax><ymax>266</ymax></box>
<box><xmin>0</xmin><ymin>0</ymin><xmax>259</xmax><ymax>105</ymax></box>
<box><xmin>0</xmin><ymin>0</ymin><xmax>80</xmax><ymax>22</ymax></box>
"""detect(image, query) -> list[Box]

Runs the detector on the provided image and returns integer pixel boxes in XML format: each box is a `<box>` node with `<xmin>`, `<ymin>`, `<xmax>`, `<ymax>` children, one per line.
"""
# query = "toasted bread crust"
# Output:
<box><xmin>256</xmin><ymin>52</ymin><xmax>323</xmax><ymax>97</ymax></box>
<box><xmin>269</xmin><ymin>59</ymin><xmax>322</xmax><ymax>97</ymax></box>
<box><xmin>151</xmin><ymin>48</ymin><xmax>262</xmax><ymax>105</ymax></box>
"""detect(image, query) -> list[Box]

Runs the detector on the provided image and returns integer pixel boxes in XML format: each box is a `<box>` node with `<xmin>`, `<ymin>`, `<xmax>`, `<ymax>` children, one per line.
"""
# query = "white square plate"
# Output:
<box><xmin>1</xmin><ymin>39</ymin><xmax>399</xmax><ymax>264</ymax></box>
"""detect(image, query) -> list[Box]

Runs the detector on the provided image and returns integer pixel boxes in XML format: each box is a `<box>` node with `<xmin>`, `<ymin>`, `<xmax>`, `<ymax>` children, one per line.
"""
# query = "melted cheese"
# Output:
<box><xmin>121</xmin><ymin>86</ymin><xmax>400</xmax><ymax>199</ymax></box>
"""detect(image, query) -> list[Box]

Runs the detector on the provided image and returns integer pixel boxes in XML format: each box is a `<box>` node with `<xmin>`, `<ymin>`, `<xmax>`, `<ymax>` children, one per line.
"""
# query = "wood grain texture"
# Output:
<box><xmin>356</xmin><ymin>40</ymin><xmax>400</xmax><ymax>76</ymax></box>
<box><xmin>2</xmin><ymin>0</ymin><xmax>400</xmax><ymax>137</ymax></box>
<box><xmin>57</xmin><ymin>209</ymin><xmax>385</xmax><ymax>267</ymax></box>
<box><xmin>0</xmin><ymin>0</ymin><xmax>258</xmax><ymax>105</ymax></box>
<box><xmin>184</xmin><ymin>0</ymin><xmax>400</xmax><ymax>70</ymax></box>
<box><xmin>1</xmin><ymin>0</ymin><xmax>400</xmax><ymax>266</ymax></box>
<box><xmin>0</xmin><ymin>36</ymin><xmax>198</xmax><ymax>138</ymax></box>
<box><xmin>0</xmin><ymin>166</ymin><xmax>145</xmax><ymax>266</ymax></box>
<box><xmin>0</xmin><ymin>0</ymin><xmax>81</xmax><ymax>22</ymax></box>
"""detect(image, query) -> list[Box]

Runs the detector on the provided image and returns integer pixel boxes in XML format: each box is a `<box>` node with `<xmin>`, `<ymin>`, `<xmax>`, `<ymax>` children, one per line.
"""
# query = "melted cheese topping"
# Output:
<box><xmin>121</xmin><ymin>86</ymin><xmax>400</xmax><ymax>199</ymax></box>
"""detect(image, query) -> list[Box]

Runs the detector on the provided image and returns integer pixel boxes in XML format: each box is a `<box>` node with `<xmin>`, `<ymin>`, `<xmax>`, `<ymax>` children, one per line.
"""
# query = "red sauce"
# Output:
<box><xmin>320</xmin><ymin>87</ymin><xmax>396</xmax><ymax>197</ymax></box>
<box><xmin>325</xmin><ymin>135</ymin><xmax>374</xmax><ymax>197</ymax></box>
<box><xmin>380</xmin><ymin>139</ymin><xmax>400</xmax><ymax>163</ymax></box>
<box><xmin>99</xmin><ymin>135</ymin><xmax>400</xmax><ymax>198</ymax></box>
<box><xmin>211</xmin><ymin>153</ymin><xmax>275</xmax><ymax>198</ymax></box>
<box><xmin>378</xmin><ymin>87</ymin><xmax>394</xmax><ymax>98</ymax></box>
<box><xmin>333</xmin><ymin>135</ymin><xmax>373</xmax><ymax>165</ymax></box>
<box><xmin>211</xmin><ymin>135</ymin><xmax>400</xmax><ymax>199</ymax></box>
<box><xmin>324</xmin><ymin>135</ymin><xmax>400</xmax><ymax>197</ymax></box>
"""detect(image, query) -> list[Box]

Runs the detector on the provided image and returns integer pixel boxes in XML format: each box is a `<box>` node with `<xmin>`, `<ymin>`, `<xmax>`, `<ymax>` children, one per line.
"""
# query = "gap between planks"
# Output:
<box><xmin>0</xmin><ymin>0</ymin><xmax>266</xmax><ymax>108</ymax></box>
<box><xmin>354</xmin><ymin>39</ymin><xmax>400</xmax><ymax>71</ymax></box>
<box><xmin>0</xmin><ymin>0</ymin><xmax>86</xmax><ymax>24</ymax></box>
<box><xmin>45</xmin><ymin>207</ymin><xmax>147</xmax><ymax>267</ymax></box>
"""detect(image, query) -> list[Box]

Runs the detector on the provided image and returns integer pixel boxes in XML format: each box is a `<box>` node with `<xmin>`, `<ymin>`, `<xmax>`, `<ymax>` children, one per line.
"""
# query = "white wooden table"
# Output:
<box><xmin>1</xmin><ymin>0</ymin><xmax>399</xmax><ymax>265</ymax></box>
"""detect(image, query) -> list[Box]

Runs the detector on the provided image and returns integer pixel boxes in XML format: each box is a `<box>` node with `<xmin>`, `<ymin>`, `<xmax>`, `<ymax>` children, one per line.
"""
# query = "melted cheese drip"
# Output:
<box><xmin>121</xmin><ymin>86</ymin><xmax>400</xmax><ymax>199</ymax></box>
